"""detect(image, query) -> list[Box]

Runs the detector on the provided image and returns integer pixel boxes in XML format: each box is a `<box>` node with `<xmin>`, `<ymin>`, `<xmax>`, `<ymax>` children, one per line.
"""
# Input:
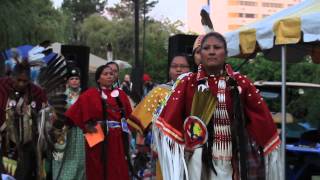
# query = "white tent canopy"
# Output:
<box><xmin>225</xmin><ymin>0</ymin><xmax>320</xmax><ymax>63</ymax></box>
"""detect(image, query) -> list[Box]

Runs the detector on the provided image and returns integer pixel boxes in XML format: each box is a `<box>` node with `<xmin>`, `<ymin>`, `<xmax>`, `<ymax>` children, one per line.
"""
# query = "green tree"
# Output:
<box><xmin>228</xmin><ymin>55</ymin><xmax>320</xmax><ymax>126</ymax></box>
<box><xmin>62</xmin><ymin>0</ymin><xmax>107</xmax><ymax>43</ymax></box>
<box><xmin>62</xmin><ymin>0</ymin><xmax>106</xmax><ymax>23</ymax></box>
<box><xmin>104</xmin><ymin>0</ymin><xmax>183</xmax><ymax>83</ymax></box>
<box><xmin>227</xmin><ymin>55</ymin><xmax>281</xmax><ymax>82</ymax></box>
<box><xmin>0</xmin><ymin>0</ymin><xmax>69</xmax><ymax>50</ymax></box>
<box><xmin>81</xmin><ymin>15</ymin><xmax>134</xmax><ymax>61</ymax></box>
<box><xmin>143</xmin><ymin>19</ymin><xmax>182</xmax><ymax>82</ymax></box>
<box><xmin>80</xmin><ymin>14</ymin><xmax>182</xmax><ymax>83</ymax></box>
<box><xmin>106</xmin><ymin>0</ymin><xmax>158</xmax><ymax>19</ymax></box>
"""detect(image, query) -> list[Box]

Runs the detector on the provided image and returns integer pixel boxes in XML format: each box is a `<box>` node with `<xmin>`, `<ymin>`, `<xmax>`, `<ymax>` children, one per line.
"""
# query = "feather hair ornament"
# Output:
<box><xmin>200</xmin><ymin>5</ymin><xmax>214</xmax><ymax>33</ymax></box>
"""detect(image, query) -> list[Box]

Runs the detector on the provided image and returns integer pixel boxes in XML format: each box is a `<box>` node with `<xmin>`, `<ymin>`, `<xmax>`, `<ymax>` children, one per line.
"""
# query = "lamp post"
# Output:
<box><xmin>131</xmin><ymin>0</ymin><xmax>143</xmax><ymax>103</ymax></box>
<box><xmin>142</xmin><ymin>0</ymin><xmax>146</xmax><ymax>73</ymax></box>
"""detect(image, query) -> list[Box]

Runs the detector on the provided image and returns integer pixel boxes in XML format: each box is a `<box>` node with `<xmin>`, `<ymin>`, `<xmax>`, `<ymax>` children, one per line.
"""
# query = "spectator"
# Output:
<box><xmin>142</xmin><ymin>73</ymin><xmax>155</xmax><ymax>97</ymax></box>
<box><xmin>121</xmin><ymin>74</ymin><xmax>133</xmax><ymax>96</ymax></box>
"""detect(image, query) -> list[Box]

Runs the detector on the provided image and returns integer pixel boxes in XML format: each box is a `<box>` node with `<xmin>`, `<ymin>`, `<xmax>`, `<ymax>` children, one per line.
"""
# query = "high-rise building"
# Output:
<box><xmin>187</xmin><ymin>0</ymin><xmax>302</xmax><ymax>34</ymax></box>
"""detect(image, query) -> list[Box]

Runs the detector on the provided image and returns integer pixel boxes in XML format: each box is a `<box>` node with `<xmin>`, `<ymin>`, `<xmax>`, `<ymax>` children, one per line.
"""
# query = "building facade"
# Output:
<box><xmin>187</xmin><ymin>0</ymin><xmax>302</xmax><ymax>34</ymax></box>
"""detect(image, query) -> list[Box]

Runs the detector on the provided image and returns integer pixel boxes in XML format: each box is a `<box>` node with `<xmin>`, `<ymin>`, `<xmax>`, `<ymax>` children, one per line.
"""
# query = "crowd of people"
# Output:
<box><xmin>0</xmin><ymin>31</ymin><xmax>281</xmax><ymax>180</ymax></box>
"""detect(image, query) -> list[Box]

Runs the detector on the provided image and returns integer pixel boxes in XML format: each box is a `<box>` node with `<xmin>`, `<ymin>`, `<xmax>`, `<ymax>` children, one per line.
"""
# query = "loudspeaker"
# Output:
<box><xmin>167</xmin><ymin>34</ymin><xmax>197</xmax><ymax>79</ymax></box>
<box><xmin>168</xmin><ymin>34</ymin><xmax>197</xmax><ymax>65</ymax></box>
<box><xmin>61</xmin><ymin>45</ymin><xmax>90</xmax><ymax>91</ymax></box>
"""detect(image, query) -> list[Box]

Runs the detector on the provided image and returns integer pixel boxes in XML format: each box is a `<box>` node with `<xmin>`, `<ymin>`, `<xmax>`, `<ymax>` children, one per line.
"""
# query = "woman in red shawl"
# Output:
<box><xmin>154</xmin><ymin>32</ymin><xmax>281</xmax><ymax>180</ymax></box>
<box><xmin>65</xmin><ymin>64</ymin><xmax>135</xmax><ymax>180</ymax></box>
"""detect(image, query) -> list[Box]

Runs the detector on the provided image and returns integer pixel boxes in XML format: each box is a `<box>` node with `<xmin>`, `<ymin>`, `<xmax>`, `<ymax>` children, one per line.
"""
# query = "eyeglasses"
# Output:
<box><xmin>170</xmin><ymin>64</ymin><xmax>190</xmax><ymax>69</ymax></box>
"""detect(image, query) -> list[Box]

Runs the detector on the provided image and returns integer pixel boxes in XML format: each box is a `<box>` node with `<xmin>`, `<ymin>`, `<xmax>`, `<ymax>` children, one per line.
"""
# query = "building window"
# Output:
<box><xmin>228</xmin><ymin>0</ymin><xmax>238</xmax><ymax>5</ymax></box>
<box><xmin>228</xmin><ymin>12</ymin><xmax>239</xmax><ymax>18</ymax></box>
<box><xmin>228</xmin><ymin>24</ymin><xmax>242</xmax><ymax>30</ymax></box>
<box><xmin>262</xmin><ymin>14</ymin><xmax>269</xmax><ymax>18</ymax></box>
<box><xmin>239</xmin><ymin>1</ymin><xmax>257</xmax><ymax>6</ymax></box>
<box><xmin>229</xmin><ymin>12</ymin><xmax>256</xmax><ymax>18</ymax></box>
<box><xmin>245</xmin><ymin>13</ymin><xmax>255</xmax><ymax>18</ymax></box>
<box><xmin>229</xmin><ymin>0</ymin><xmax>258</xmax><ymax>6</ymax></box>
<box><xmin>238</xmin><ymin>13</ymin><xmax>256</xmax><ymax>18</ymax></box>
<box><xmin>262</xmin><ymin>2</ymin><xmax>283</xmax><ymax>8</ymax></box>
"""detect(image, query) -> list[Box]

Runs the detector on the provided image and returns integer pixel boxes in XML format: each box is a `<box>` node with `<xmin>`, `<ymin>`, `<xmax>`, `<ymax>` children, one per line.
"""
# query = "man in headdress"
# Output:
<box><xmin>0</xmin><ymin>60</ymin><xmax>47</xmax><ymax>179</ymax></box>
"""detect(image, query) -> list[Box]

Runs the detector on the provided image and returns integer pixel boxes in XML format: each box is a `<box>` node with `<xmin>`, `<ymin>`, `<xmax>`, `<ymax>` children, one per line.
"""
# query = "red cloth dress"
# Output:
<box><xmin>65</xmin><ymin>87</ymin><xmax>132</xmax><ymax>180</ymax></box>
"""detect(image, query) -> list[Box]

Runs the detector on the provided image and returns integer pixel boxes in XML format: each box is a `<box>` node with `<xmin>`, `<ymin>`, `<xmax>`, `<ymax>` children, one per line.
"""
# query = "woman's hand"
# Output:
<box><xmin>85</xmin><ymin>121</ymin><xmax>98</xmax><ymax>133</ymax></box>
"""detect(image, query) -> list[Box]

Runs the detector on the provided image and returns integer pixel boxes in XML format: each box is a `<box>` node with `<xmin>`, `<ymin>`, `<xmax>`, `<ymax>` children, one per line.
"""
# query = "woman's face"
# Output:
<box><xmin>169</xmin><ymin>56</ymin><xmax>190</xmax><ymax>81</ymax></box>
<box><xmin>108</xmin><ymin>63</ymin><xmax>119</xmax><ymax>81</ymax></box>
<box><xmin>200</xmin><ymin>36</ymin><xmax>226</xmax><ymax>71</ymax></box>
<box><xmin>193</xmin><ymin>48</ymin><xmax>202</xmax><ymax>65</ymax></box>
<box><xmin>97</xmin><ymin>67</ymin><xmax>115</xmax><ymax>88</ymax></box>
<box><xmin>67</xmin><ymin>76</ymin><xmax>80</xmax><ymax>89</ymax></box>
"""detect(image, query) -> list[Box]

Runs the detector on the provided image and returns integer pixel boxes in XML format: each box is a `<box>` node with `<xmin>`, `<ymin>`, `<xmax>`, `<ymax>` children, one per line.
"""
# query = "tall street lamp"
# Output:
<box><xmin>131</xmin><ymin>0</ymin><xmax>143</xmax><ymax>103</ymax></box>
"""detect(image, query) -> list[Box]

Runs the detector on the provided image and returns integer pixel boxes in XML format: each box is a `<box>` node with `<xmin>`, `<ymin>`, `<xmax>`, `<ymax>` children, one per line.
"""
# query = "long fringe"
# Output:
<box><xmin>265</xmin><ymin>146</ymin><xmax>282</xmax><ymax>180</ymax></box>
<box><xmin>152</xmin><ymin>123</ymin><xmax>188</xmax><ymax>180</ymax></box>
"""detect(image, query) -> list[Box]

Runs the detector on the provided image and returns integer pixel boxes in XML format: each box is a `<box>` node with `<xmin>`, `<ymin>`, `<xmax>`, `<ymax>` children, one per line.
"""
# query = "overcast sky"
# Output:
<box><xmin>51</xmin><ymin>0</ymin><xmax>186</xmax><ymax>22</ymax></box>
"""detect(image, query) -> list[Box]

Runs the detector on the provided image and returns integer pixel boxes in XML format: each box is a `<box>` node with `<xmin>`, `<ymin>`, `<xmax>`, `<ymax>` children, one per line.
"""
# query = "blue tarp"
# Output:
<box><xmin>3</xmin><ymin>45</ymin><xmax>57</xmax><ymax>82</ymax></box>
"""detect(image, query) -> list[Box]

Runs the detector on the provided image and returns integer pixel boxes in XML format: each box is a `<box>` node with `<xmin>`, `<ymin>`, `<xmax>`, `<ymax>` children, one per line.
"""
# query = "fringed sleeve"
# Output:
<box><xmin>238</xmin><ymin>76</ymin><xmax>280</xmax><ymax>151</ymax></box>
<box><xmin>265</xmin><ymin>146</ymin><xmax>282</xmax><ymax>180</ymax></box>
<box><xmin>236</xmin><ymin>75</ymin><xmax>282</xmax><ymax>179</ymax></box>
<box><xmin>153</xmin><ymin>74</ymin><xmax>192</xmax><ymax>180</ymax></box>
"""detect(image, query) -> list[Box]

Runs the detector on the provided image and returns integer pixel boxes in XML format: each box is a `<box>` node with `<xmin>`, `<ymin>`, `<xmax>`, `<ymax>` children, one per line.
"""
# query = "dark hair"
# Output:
<box><xmin>95</xmin><ymin>65</ymin><xmax>112</xmax><ymax>84</ymax></box>
<box><xmin>170</xmin><ymin>53</ymin><xmax>192</xmax><ymax>67</ymax></box>
<box><xmin>12</xmin><ymin>60</ymin><xmax>31</xmax><ymax>78</ymax></box>
<box><xmin>105</xmin><ymin>61</ymin><xmax>119</xmax><ymax>71</ymax></box>
<box><xmin>67</xmin><ymin>67</ymin><xmax>81</xmax><ymax>79</ymax></box>
<box><xmin>170</xmin><ymin>53</ymin><xmax>196</xmax><ymax>72</ymax></box>
<box><xmin>201</xmin><ymin>32</ymin><xmax>228</xmax><ymax>55</ymax></box>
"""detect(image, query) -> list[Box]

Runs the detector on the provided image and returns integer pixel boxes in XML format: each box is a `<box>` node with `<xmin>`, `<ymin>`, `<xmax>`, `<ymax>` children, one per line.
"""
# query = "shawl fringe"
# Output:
<box><xmin>152</xmin><ymin>122</ymin><xmax>188</xmax><ymax>180</ymax></box>
<box><xmin>265</xmin><ymin>146</ymin><xmax>282</xmax><ymax>180</ymax></box>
